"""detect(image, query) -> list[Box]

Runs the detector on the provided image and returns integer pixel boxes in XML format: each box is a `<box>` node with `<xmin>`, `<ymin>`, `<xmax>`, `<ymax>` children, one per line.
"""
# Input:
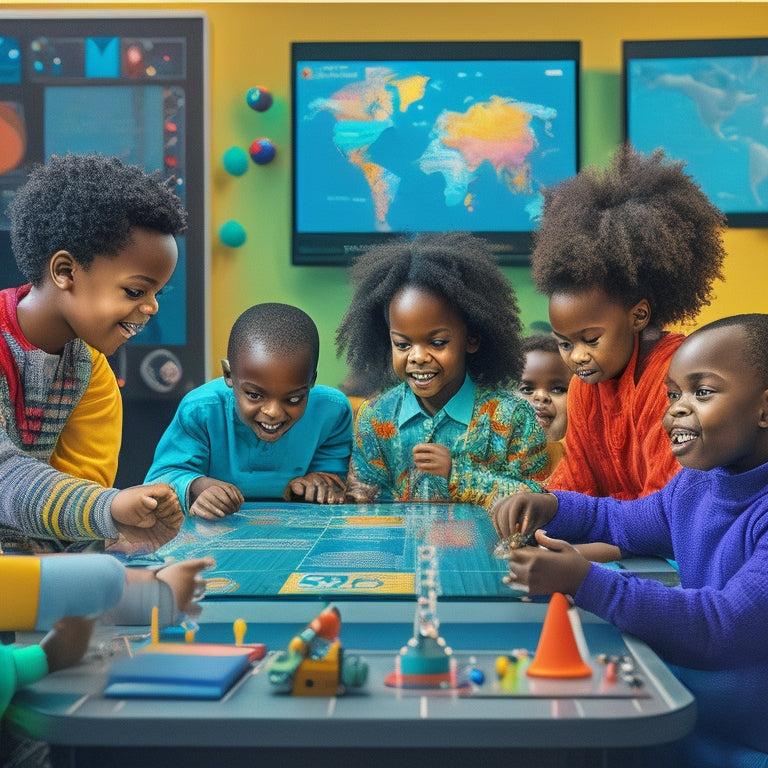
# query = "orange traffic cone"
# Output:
<box><xmin>526</xmin><ymin>592</ymin><xmax>592</xmax><ymax>679</ymax></box>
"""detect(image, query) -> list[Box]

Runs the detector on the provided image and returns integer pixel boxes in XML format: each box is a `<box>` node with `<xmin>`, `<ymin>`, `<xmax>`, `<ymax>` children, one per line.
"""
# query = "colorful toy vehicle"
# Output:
<box><xmin>266</xmin><ymin>605</ymin><xmax>368</xmax><ymax>696</ymax></box>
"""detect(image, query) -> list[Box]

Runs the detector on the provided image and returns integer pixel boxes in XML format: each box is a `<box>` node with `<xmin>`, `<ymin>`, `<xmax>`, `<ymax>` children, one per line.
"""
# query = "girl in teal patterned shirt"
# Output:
<box><xmin>336</xmin><ymin>232</ymin><xmax>547</xmax><ymax>513</ymax></box>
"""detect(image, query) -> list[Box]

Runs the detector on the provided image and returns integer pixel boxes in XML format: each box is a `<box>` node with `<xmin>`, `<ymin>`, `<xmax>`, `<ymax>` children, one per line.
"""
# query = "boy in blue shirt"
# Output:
<box><xmin>145</xmin><ymin>303</ymin><xmax>353</xmax><ymax>518</ymax></box>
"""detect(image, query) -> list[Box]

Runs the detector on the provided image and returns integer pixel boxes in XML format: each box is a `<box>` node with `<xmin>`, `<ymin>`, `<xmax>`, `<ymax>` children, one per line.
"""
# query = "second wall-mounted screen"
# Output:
<box><xmin>624</xmin><ymin>37</ymin><xmax>768</xmax><ymax>227</ymax></box>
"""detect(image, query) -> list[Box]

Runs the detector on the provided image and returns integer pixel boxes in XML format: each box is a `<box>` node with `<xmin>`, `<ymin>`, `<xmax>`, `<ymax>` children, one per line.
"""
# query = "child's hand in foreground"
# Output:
<box><xmin>284</xmin><ymin>472</ymin><xmax>346</xmax><ymax>504</ymax></box>
<box><xmin>40</xmin><ymin>616</ymin><xmax>94</xmax><ymax>673</ymax></box>
<box><xmin>492</xmin><ymin>491</ymin><xmax>559</xmax><ymax>541</ymax></box>
<box><xmin>110</xmin><ymin>483</ymin><xmax>184</xmax><ymax>553</ymax></box>
<box><xmin>156</xmin><ymin>557</ymin><xmax>217</xmax><ymax>616</ymax></box>
<box><xmin>124</xmin><ymin>556</ymin><xmax>216</xmax><ymax>618</ymax></box>
<box><xmin>504</xmin><ymin>530</ymin><xmax>591</xmax><ymax>596</ymax></box>
<box><xmin>412</xmin><ymin>443</ymin><xmax>452</xmax><ymax>479</ymax></box>
<box><xmin>189</xmin><ymin>477</ymin><xmax>244</xmax><ymax>519</ymax></box>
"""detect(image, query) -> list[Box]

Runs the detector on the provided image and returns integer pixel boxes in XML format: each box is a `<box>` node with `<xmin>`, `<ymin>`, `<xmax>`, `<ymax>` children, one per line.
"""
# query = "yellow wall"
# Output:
<box><xmin>4</xmin><ymin>1</ymin><xmax>768</xmax><ymax>387</ymax></box>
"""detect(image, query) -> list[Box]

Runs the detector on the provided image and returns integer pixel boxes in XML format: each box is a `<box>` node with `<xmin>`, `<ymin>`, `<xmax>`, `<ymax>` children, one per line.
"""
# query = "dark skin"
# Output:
<box><xmin>188</xmin><ymin>346</ymin><xmax>345</xmax><ymax>519</ymax></box>
<box><xmin>345</xmin><ymin>286</ymin><xmax>479</xmax><ymax>503</ymax></box>
<box><xmin>494</xmin><ymin>324</ymin><xmax>768</xmax><ymax>597</ymax></box>
<box><xmin>545</xmin><ymin>288</ymin><xmax>655</xmax><ymax>563</ymax></box>
<box><xmin>15</xmin><ymin>232</ymin><xmax>184</xmax><ymax>552</ymax></box>
<box><xmin>39</xmin><ymin>556</ymin><xmax>216</xmax><ymax>672</ymax></box>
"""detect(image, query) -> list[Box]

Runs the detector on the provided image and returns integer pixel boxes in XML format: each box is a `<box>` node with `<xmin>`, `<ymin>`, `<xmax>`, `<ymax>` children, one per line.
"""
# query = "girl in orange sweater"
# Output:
<box><xmin>526</xmin><ymin>144</ymin><xmax>727</xmax><ymax>561</ymax></box>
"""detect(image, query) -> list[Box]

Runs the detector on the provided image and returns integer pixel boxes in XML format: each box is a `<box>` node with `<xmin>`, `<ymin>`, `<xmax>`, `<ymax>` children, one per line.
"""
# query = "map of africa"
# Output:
<box><xmin>295</xmin><ymin>59</ymin><xmax>577</xmax><ymax>235</ymax></box>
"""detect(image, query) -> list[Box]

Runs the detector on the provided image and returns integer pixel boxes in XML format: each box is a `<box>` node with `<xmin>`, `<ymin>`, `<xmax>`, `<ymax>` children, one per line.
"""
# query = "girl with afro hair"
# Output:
<box><xmin>336</xmin><ymin>231</ymin><xmax>548</xmax><ymax>513</ymax></box>
<box><xmin>519</xmin><ymin>144</ymin><xmax>727</xmax><ymax>560</ymax></box>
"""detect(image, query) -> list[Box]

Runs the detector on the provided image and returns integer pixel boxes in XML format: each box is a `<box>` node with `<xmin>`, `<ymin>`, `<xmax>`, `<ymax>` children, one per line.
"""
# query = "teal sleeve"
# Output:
<box><xmin>0</xmin><ymin>644</ymin><xmax>48</xmax><ymax>717</ymax></box>
<box><xmin>13</xmin><ymin>645</ymin><xmax>49</xmax><ymax>688</ymax></box>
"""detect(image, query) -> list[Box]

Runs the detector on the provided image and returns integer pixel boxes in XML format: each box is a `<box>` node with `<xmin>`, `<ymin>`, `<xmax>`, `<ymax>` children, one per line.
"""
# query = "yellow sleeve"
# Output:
<box><xmin>50</xmin><ymin>346</ymin><xmax>122</xmax><ymax>488</ymax></box>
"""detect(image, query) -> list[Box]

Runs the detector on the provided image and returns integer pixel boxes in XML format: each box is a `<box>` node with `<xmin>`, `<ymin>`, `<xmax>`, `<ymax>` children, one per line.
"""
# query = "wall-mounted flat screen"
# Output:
<box><xmin>624</xmin><ymin>37</ymin><xmax>768</xmax><ymax>227</ymax></box>
<box><xmin>0</xmin><ymin>11</ymin><xmax>209</xmax><ymax>485</ymax></box>
<box><xmin>292</xmin><ymin>40</ymin><xmax>581</xmax><ymax>265</ymax></box>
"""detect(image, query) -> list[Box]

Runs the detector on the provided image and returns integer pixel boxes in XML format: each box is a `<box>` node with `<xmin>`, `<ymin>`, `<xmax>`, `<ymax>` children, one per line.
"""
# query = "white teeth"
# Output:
<box><xmin>259</xmin><ymin>423</ymin><xmax>280</xmax><ymax>432</ymax></box>
<box><xmin>120</xmin><ymin>322</ymin><xmax>144</xmax><ymax>336</ymax></box>
<box><xmin>411</xmin><ymin>372</ymin><xmax>435</xmax><ymax>381</ymax></box>
<box><xmin>672</xmin><ymin>432</ymin><xmax>697</xmax><ymax>444</ymax></box>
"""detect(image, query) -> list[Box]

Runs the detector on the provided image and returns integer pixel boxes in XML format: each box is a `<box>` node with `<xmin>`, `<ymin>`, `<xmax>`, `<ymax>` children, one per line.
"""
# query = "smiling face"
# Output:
<box><xmin>223</xmin><ymin>345</ymin><xmax>316</xmax><ymax>443</ymax></box>
<box><xmin>388</xmin><ymin>285</ymin><xmax>478</xmax><ymax>416</ymax></box>
<box><xmin>548</xmin><ymin>288</ymin><xmax>649</xmax><ymax>384</ymax></box>
<box><xmin>41</xmin><ymin>226</ymin><xmax>178</xmax><ymax>356</ymax></box>
<box><xmin>662</xmin><ymin>326</ymin><xmax>768</xmax><ymax>473</ymax></box>
<box><xmin>517</xmin><ymin>348</ymin><xmax>573</xmax><ymax>441</ymax></box>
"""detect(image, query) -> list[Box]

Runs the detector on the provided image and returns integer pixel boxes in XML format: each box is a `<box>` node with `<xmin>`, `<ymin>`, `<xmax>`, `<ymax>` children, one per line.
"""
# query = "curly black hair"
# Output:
<box><xmin>335</xmin><ymin>231</ymin><xmax>524</xmax><ymax>390</ymax></box>
<box><xmin>530</xmin><ymin>144</ymin><xmax>727</xmax><ymax>328</ymax></box>
<box><xmin>689</xmin><ymin>314</ymin><xmax>768</xmax><ymax>388</ymax></box>
<box><xmin>7</xmin><ymin>153</ymin><xmax>188</xmax><ymax>285</ymax></box>
<box><xmin>521</xmin><ymin>332</ymin><xmax>560</xmax><ymax>357</ymax></box>
<box><xmin>228</xmin><ymin>303</ymin><xmax>320</xmax><ymax>373</ymax></box>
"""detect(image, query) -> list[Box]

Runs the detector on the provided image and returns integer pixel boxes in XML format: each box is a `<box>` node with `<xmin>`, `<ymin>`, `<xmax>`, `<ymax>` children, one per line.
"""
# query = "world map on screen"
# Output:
<box><xmin>295</xmin><ymin>59</ymin><xmax>577</xmax><ymax>234</ymax></box>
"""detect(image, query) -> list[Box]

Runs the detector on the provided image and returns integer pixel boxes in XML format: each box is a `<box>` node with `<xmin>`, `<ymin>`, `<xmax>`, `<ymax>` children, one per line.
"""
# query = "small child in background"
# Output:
<box><xmin>1</xmin><ymin>154</ymin><xmax>188</xmax><ymax>554</ymax></box>
<box><xmin>493</xmin><ymin>314</ymin><xmax>768</xmax><ymax>766</ymax></box>
<box><xmin>532</xmin><ymin>144</ymin><xmax>726</xmax><ymax>505</ymax></box>
<box><xmin>145</xmin><ymin>303</ymin><xmax>353</xmax><ymax>519</ymax></box>
<box><xmin>336</xmin><ymin>231</ymin><xmax>548</xmax><ymax>512</ymax></box>
<box><xmin>517</xmin><ymin>333</ymin><xmax>573</xmax><ymax>483</ymax></box>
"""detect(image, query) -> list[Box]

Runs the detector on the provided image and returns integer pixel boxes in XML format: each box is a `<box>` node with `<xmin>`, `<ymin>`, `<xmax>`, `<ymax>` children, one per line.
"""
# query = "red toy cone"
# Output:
<box><xmin>526</xmin><ymin>592</ymin><xmax>592</xmax><ymax>679</ymax></box>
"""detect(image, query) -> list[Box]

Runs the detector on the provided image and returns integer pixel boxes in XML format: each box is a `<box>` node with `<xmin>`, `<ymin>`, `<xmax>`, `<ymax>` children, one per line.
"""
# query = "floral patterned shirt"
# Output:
<box><xmin>352</xmin><ymin>376</ymin><xmax>547</xmax><ymax>511</ymax></box>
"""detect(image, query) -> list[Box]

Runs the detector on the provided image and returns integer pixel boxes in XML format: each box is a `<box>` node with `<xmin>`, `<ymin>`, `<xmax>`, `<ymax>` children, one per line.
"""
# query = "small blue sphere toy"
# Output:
<box><xmin>246</xmin><ymin>87</ymin><xmax>273</xmax><ymax>113</ymax></box>
<box><xmin>249</xmin><ymin>137</ymin><xmax>276</xmax><ymax>165</ymax></box>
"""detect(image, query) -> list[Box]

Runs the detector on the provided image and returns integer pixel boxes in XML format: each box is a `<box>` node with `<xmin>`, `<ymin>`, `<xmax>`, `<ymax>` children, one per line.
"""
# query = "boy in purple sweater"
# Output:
<box><xmin>493</xmin><ymin>314</ymin><xmax>768</xmax><ymax>764</ymax></box>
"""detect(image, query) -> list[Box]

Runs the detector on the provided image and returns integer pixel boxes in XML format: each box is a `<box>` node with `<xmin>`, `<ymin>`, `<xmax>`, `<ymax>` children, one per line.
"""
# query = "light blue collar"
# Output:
<box><xmin>398</xmin><ymin>374</ymin><xmax>476</xmax><ymax>428</ymax></box>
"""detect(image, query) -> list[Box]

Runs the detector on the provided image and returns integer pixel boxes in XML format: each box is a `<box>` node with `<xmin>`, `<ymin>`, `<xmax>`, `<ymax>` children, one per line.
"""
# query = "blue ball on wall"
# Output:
<box><xmin>246</xmin><ymin>87</ymin><xmax>273</xmax><ymax>112</ymax></box>
<box><xmin>219</xmin><ymin>220</ymin><xmax>247</xmax><ymax>248</ymax></box>
<box><xmin>249</xmin><ymin>137</ymin><xmax>276</xmax><ymax>165</ymax></box>
<box><xmin>222</xmin><ymin>146</ymin><xmax>249</xmax><ymax>176</ymax></box>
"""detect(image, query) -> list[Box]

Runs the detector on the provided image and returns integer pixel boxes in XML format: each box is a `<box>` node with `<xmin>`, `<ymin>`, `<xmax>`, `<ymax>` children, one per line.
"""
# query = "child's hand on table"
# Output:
<box><xmin>492</xmin><ymin>491</ymin><xmax>559</xmax><ymax>541</ymax></box>
<box><xmin>189</xmin><ymin>477</ymin><xmax>244</xmax><ymax>519</ymax></box>
<box><xmin>123</xmin><ymin>557</ymin><xmax>216</xmax><ymax>618</ymax></box>
<box><xmin>504</xmin><ymin>530</ymin><xmax>591</xmax><ymax>597</ymax></box>
<box><xmin>284</xmin><ymin>472</ymin><xmax>346</xmax><ymax>504</ymax></box>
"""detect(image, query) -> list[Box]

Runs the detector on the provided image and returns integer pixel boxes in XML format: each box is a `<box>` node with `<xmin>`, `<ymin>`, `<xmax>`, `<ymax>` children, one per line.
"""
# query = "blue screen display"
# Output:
<box><xmin>292</xmin><ymin>42</ymin><xmax>580</xmax><ymax>264</ymax></box>
<box><xmin>625</xmin><ymin>41</ymin><xmax>768</xmax><ymax>225</ymax></box>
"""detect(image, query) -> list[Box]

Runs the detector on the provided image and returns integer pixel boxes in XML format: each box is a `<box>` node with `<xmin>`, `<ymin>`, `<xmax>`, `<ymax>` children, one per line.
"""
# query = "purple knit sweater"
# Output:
<box><xmin>552</xmin><ymin>461</ymin><xmax>768</xmax><ymax>752</ymax></box>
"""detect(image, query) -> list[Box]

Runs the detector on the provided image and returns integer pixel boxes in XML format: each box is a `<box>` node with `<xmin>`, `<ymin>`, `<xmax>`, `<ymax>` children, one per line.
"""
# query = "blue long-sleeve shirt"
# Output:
<box><xmin>550</xmin><ymin>461</ymin><xmax>768</xmax><ymax>752</ymax></box>
<box><xmin>144</xmin><ymin>379</ymin><xmax>352</xmax><ymax>513</ymax></box>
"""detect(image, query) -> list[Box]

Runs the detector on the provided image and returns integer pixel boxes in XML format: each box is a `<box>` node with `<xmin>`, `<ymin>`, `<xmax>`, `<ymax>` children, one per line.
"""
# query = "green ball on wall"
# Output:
<box><xmin>219</xmin><ymin>220</ymin><xmax>247</xmax><ymax>248</ymax></box>
<box><xmin>222</xmin><ymin>146</ymin><xmax>249</xmax><ymax>176</ymax></box>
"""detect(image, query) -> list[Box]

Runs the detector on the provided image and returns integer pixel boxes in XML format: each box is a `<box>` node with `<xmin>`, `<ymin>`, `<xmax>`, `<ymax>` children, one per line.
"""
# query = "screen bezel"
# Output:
<box><xmin>622</xmin><ymin>36</ymin><xmax>768</xmax><ymax>229</ymax></box>
<box><xmin>291</xmin><ymin>40</ymin><xmax>581</xmax><ymax>266</ymax></box>
<box><xmin>0</xmin><ymin>10</ymin><xmax>210</xmax><ymax>398</ymax></box>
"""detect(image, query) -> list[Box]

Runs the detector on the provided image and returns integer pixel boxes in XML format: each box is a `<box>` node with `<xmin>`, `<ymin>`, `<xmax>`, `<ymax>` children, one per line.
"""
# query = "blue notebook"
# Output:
<box><xmin>104</xmin><ymin>651</ymin><xmax>253</xmax><ymax>700</ymax></box>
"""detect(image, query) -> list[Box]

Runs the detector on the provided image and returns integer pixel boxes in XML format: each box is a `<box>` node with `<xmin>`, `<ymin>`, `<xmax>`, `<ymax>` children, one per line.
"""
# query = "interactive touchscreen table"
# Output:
<box><xmin>6</xmin><ymin>503</ymin><xmax>693</xmax><ymax>768</ymax></box>
<box><xmin>140</xmin><ymin>501</ymin><xmax>680</xmax><ymax>598</ymax></box>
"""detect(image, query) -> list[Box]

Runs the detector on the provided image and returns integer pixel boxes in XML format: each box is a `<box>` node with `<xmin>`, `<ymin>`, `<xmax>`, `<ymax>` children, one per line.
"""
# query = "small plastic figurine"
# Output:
<box><xmin>266</xmin><ymin>605</ymin><xmax>367</xmax><ymax>696</ymax></box>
